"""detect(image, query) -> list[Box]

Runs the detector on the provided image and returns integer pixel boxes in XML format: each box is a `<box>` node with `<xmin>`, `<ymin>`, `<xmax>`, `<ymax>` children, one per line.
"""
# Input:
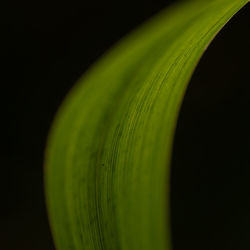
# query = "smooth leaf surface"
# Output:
<box><xmin>45</xmin><ymin>0</ymin><xmax>249</xmax><ymax>249</ymax></box>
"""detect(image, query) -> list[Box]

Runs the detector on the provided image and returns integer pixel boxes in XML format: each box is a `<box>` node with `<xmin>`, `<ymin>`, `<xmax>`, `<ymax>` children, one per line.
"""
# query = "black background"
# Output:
<box><xmin>1</xmin><ymin>0</ymin><xmax>249</xmax><ymax>249</ymax></box>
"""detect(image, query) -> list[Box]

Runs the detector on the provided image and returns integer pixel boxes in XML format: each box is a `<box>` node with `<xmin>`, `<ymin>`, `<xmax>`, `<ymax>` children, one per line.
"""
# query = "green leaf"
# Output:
<box><xmin>45</xmin><ymin>0</ymin><xmax>249</xmax><ymax>249</ymax></box>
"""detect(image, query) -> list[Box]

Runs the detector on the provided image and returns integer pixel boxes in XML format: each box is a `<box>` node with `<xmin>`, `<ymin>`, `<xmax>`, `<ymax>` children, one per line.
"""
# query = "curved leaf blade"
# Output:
<box><xmin>45</xmin><ymin>0</ymin><xmax>249</xmax><ymax>250</ymax></box>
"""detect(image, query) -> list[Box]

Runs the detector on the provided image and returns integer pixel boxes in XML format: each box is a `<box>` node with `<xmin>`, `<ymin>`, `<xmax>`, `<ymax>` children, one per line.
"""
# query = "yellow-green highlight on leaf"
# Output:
<box><xmin>45</xmin><ymin>0</ymin><xmax>249</xmax><ymax>249</ymax></box>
